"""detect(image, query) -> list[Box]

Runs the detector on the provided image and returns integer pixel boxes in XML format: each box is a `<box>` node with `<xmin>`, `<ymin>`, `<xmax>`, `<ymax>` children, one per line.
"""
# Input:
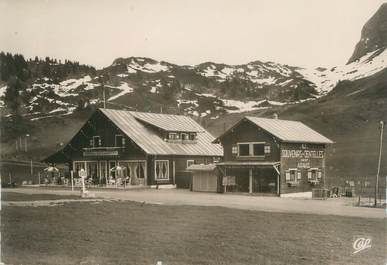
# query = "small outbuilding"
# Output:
<box><xmin>187</xmin><ymin>164</ymin><xmax>220</xmax><ymax>192</ymax></box>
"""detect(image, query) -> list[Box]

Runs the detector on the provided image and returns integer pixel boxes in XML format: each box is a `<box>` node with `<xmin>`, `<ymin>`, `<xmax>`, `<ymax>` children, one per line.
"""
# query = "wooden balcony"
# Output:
<box><xmin>82</xmin><ymin>146</ymin><xmax>124</xmax><ymax>157</ymax></box>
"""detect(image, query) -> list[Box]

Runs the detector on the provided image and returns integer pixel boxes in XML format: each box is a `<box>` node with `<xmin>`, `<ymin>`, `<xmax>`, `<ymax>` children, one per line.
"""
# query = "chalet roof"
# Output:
<box><xmin>214</xmin><ymin>116</ymin><xmax>333</xmax><ymax>145</ymax></box>
<box><xmin>129</xmin><ymin>111</ymin><xmax>204</xmax><ymax>133</ymax></box>
<box><xmin>100</xmin><ymin>109</ymin><xmax>223</xmax><ymax>156</ymax></box>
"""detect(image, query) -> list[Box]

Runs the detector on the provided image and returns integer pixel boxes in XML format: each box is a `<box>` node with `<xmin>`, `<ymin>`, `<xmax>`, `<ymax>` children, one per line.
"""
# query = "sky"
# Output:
<box><xmin>0</xmin><ymin>0</ymin><xmax>385</xmax><ymax>69</ymax></box>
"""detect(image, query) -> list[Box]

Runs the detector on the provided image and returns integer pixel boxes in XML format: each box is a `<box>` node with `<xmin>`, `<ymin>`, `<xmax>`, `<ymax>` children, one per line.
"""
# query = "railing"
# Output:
<box><xmin>82</xmin><ymin>146</ymin><xmax>124</xmax><ymax>157</ymax></box>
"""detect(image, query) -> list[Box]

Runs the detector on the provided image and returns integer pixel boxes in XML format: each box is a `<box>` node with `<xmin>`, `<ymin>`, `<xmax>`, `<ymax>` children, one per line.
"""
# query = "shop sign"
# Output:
<box><xmin>83</xmin><ymin>150</ymin><xmax>119</xmax><ymax>157</ymax></box>
<box><xmin>281</xmin><ymin>149</ymin><xmax>324</xmax><ymax>159</ymax></box>
<box><xmin>223</xmin><ymin>176</ymin><xmax>236</xmax><ymax>186</ymax></box>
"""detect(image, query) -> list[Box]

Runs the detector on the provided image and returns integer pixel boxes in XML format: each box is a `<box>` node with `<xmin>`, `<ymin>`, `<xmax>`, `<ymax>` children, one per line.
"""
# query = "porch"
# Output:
<box><xmin>217</xmin><ymin>161</ymin><xmax>281</xmax><ymax>195</ymax></box>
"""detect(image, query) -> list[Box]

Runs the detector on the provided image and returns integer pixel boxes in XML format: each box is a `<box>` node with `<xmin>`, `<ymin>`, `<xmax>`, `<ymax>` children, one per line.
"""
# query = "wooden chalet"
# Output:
<box><xmin>44</xmin><ymin>108</ymin><xmax>223</xmax><ymax>187</ymax></box>
<box><xmin>213</xmin><ymin>116</ymin><xmax>333</xmax><ymax>196</ymax></box>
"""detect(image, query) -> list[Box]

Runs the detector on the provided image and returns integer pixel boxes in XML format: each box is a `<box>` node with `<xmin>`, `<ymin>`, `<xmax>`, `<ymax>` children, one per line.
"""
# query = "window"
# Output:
<box><xmin>181</xmin><ymin>133</ymin><xmax>188</xmax><ymax>140</ymax></box>
<box><xmin>237</xmin><ymin>142</ymin><xmax>266</xmax><ymax>157</ymax></box>
<box><xmin>155</xmin><ymin>160</ymin><xmax>169</xmax><ymax>180</ymax></box>
<box><xmin>187</xmin><ymin>160</ymin><xmax>195</xmax><ymax>169</ymax></box>
<box><xmin>238</xmin><ymin>144</ymin><xmax>250</xmax><ymax>156</ymax></box>
<box><xmin>264</xmin><ymin>145</ymin><xmax>271</xmax><ymax>154</ymax></box>
<box><xmin>231</xmin><ymin>145</ymin><xmax>238</xmax><ymax>155</ymax></box>
<box><xmin>253</xmin><ymin>144</ymin><xmax>264</xmax><ymax>156</ymax></box>
<box><xmin>115</xmin><ymin>135</ymin><xmax>125</xmax><ymax>147</ymax></box>
<box><xmin>136</xmin><ymin>163</ymin><xmax>145</xmax><ymax>179</ymax></box>
<box><xmin>189</xmin><ymin>133</ymin><xmax>196</xmax><ymax>140</ymax></box>
<box><xmin>308</xmin><ymin>168</ymin><xmax>321</xmax><ymax>182</ymax></box>
<box><xmin>169</xmin><ymin>133</ymin><xmax>177</xmax><ymax>140</ymax></box>
<box><xmin>285</xmin><ymin>169</ymin><xmax>301</xmax><ymax>184</ymax></box>
<box><xmin>93</xmin><ymin>136</ymin><xmax>101</xmax><ymax>147</ymax></box>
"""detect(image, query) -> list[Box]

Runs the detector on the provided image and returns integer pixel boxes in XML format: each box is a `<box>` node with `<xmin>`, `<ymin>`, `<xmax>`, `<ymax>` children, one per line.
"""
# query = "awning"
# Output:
<box><xmin>216</xmin><ymin>161</ymin><xmax>280</xmax><ymax>168</ymax></box>
<box><xmin>187</xmin><ymin>164</ymin><xmax>217</xmax><ymax>171</ymax></box>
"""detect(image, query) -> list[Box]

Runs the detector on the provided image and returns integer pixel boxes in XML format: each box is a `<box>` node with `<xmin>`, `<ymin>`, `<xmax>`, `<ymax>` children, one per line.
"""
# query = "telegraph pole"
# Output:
<box><xmin>375</xmin><ymin>121</ymin><xmax>384</xmax><ymax>207</ymax></box>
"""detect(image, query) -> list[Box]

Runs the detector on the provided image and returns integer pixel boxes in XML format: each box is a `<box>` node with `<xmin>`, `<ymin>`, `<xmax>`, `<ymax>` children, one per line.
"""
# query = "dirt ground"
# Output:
<box><xmin>1</xmin><ymin>191</ymin><xmax>385</xmax><ymax>265</ymax></box>
<box><xmin>4</xmin><ymin>187</ymin><xmax>385</xmax><ymax>218</ymax></box>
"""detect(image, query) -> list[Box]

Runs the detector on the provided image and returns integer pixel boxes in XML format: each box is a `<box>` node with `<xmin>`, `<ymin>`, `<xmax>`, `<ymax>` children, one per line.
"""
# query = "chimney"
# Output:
<box><xmin>273</xmin><ymin>113</ymin><xmax>279</xmax><ymax>119</ymax></box>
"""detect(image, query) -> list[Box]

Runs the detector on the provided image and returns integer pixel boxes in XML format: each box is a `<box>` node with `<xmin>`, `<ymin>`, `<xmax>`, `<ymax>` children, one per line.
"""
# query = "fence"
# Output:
<box><xmin>0</xmin><ymin>160</ymin><xmax>66</xmax><ymax>185</ymax></box>
<box><xmin>327</xmin><ymin>175</ymin><xmax>386</xmax><ymax>206</ymax></box>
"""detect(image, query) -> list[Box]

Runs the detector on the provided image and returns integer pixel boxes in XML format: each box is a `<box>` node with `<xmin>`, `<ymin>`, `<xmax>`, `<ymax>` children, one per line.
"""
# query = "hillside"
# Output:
<box><xmin>348</xmin><ymin>3</ymin><xmax>387</xmax><ymax>63</ymax></box>
<box><xmin>206</xmin><ymin>68</ymin><xmax>387</xmax><ymax>182</ymax></box>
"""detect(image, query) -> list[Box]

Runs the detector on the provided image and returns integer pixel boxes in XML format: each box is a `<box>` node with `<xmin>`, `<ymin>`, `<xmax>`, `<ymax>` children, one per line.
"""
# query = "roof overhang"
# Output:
<box><xmin>216</xmin><ymin>161</ymin><xmax>280</xmax><ymax>168</ymax></box>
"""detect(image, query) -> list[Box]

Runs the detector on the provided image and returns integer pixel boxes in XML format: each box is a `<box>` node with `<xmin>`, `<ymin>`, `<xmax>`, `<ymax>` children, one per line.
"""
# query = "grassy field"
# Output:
<box><xmin>1</xmin><ymin>191</ymin><xmax>80</xmax><ymax>201</ymax></box>
<box><xmin>1</xmin><ymin>192</ymin><xmax>385</xmax><ymax>265</ymax></box>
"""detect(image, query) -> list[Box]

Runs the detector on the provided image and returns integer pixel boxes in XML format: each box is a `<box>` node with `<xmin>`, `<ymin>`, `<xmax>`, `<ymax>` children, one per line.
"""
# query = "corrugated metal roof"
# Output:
<box><xmin>100</xmin><ymin>109</ymin><xmax>223</xmax><ymax>156</ymax></box>
<box><xmin>245</xmin><ymin>116</ymin><xmax>333</xmax><ymax>144</ymax></box>
<box><xmin>129</xmin><ymin>111</ymin><xmax>204</xmax><ymax>132</ymax></box>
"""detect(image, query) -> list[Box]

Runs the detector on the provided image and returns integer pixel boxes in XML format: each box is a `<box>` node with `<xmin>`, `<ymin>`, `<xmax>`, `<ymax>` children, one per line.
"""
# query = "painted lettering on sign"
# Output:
<box><xmin>281</xmin><ymin>149</ymin><xmax>324</xmax><ymax>159</ymax></box>
<box><xmin>83</xmin><ymin>151</ymin><xmax>119</xmax><ymax>156</ymax></box>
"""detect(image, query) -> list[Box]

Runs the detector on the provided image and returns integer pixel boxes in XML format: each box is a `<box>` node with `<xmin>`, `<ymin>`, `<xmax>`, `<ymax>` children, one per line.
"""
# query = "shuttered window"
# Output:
<box><xmin>285</xmin><ymin>168</ymin><xmax>300</xmax><ymax>184</ymax></box>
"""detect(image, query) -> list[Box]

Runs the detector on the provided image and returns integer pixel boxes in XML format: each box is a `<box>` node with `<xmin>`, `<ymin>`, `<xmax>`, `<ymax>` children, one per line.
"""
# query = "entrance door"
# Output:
<box><xmin>99</xmin><ymin>161</ymin><xmax>107</xmax><ymax>184</ymax></box>
<box><xmin>253</xmin><ymin>168</ymin><xmax>277</xmax><ymax>193</ymax></box>
<box><xmin>109</xmin><ymin>161</ymin><xmax>116</xmax><ymax>183</ymax></box>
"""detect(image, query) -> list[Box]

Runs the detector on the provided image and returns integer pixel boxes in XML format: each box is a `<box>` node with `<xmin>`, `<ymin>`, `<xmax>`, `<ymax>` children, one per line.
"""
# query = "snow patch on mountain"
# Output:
<box><xmin>298</xmin><ymin>48</ymin><xmax>386</xmax><ymax>94</ymax></box>
<box><xmin>222</xmin><ymin>99</ymin><xmax>267</xmax><ymax>113</ymax></box>
<box><xmin>108</xmin><ymin>82</ymin><xmax>134</xmax><ymax>101</ymax></box>
<box><xmin>127</xmin><ymin>60</ymin><xmax>170</xmax><ymax>73</ymax></box>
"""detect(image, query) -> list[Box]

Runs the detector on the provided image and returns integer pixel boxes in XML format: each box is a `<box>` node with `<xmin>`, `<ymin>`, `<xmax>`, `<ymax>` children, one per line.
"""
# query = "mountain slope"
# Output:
<box><xmin>348</xmin><ymin>3</ymin><xmax>387</xmax><ymax>63</ymax></box>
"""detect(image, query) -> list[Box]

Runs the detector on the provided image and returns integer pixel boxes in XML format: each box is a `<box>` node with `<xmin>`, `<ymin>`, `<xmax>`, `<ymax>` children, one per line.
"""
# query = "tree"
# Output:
<box><xmin>4</xmin><ymin>76</ymin><xmax>26</xmax><ymax>115</ymax></box>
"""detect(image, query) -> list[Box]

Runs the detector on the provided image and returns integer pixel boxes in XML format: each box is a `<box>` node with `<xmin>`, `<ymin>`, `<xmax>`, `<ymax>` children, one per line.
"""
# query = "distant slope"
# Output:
<box><xmin>207</xmin><ymin>68</ymin><xmax>387</xmax><ymax>181</ymax></box>
<box><xmin>348</xmin><ymin>3</ymin><xmax>387</xmax><ymax>63</ymax></box>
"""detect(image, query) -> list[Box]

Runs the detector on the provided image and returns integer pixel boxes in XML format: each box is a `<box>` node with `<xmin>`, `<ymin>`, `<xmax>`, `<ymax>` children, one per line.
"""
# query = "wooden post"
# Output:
<box><xmin>30</xmin><ymin>160</ymin><xmax>33</xmax><ymax>179</ymax></box>
<box><xmin>224</xmin><ymin>167</ymin><xmax>227</xmax><ymax>193</ymax></box>
<box><xmin>172</xmin><ymin>160</ymin><xmax>176</xmax><ymax>186</ymax></box>
<box><xmin>71</xmin><ymin>170</ymin><xmax>74</xmax><ymax>191</ymax></box>
<box><xmin>249</xmin><ymin>168</ymin><xmax>253</xmax><ymax>194</ymax></box>
<box><xmin>375</xmin><ymin>121</ymin><xmax>384</xmax><ymax>207</ymax></box>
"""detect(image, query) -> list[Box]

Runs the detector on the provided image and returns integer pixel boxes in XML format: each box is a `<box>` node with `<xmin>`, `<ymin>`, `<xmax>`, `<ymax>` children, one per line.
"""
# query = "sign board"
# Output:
<box><xmin>282</xmin><ymin>149</ymin><xmax>324</xmax><ymax>169</ymax></box>
<box><xmin>222</xmin><ymin>176</ymin><xmax>236</xmax><ymax>186</ymax></box>
<box><xmin>83</xmin><ymin>150</ymin><xmax>119</xmax><ymax>157</ymax></box>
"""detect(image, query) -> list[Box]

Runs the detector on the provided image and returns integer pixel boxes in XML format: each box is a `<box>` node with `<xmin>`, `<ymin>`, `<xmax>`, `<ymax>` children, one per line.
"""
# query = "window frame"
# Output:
<box><xmin>92</xmin><ymin>136</ymin><xmax>101</xmax><ymax>147</ymax></box>
<box><xmin>155</xmin><ymin>160</ymin><xmax>169</xmax><ymax>180</ymax></box>
<box><xmin>181</xmin><ymin>133</ymin><xmax>189</xmax><ymax>141</ymax></box>
<box><xmin>168</xmin><ymin>133</ymin><xmax>177</xmax><ymax>140</ymax></box>
<box><xmin>115</xmin><ymin>134</ymin><xmax>124</xmax><ymax>147</ymax></box>
<box><xmin>186</xmin><ymin>159</ymin><xmax>195</xmax><ymax>169</ymax></box>
<box><xmin>237</xmin><ymin>142</ymin><xmax>266</xmax><ymax>157</ymax></box>
<box><xmin>286</xmin><ymin>168</ymin><xmax>301</xmax><ymax>184</ymax></box>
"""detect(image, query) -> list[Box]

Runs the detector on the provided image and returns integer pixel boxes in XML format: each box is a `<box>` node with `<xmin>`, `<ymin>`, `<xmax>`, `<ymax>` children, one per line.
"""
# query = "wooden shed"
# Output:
<box><xmin>188</xmin><ymin>164</ymin><xmax>219</xmax><ymax>192</ymax></box>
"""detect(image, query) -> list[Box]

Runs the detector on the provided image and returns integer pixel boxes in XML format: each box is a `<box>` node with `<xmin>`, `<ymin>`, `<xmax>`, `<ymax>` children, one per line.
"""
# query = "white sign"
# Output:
<box><xmin>353</xmin><ymin>237</ymin><xmax>372</xmax><ymax>254</ymax></box>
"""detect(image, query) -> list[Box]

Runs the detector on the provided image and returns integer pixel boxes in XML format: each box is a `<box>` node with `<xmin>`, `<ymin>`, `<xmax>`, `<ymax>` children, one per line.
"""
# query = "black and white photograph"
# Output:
<box><xmin>0</xmin><ymin>0</ymin><xmax>386</xmax><ymax>264</ymax></box>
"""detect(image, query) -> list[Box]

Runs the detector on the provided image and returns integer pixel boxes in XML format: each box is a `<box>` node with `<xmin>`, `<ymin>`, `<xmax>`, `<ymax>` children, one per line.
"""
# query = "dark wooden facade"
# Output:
<box><xmin>216</xmin><ymin>118</ymin><xmax>329</xmax><ymax>195</ymax></box>
<box><xmin>44</xmin><ymin>110</ymin><xmax>221</xmax><ymax>187</ymax></box>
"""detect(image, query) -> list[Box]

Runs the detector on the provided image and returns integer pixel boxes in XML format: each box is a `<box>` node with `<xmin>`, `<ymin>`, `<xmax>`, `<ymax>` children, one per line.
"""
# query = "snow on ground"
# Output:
<box><xmin>201</xmin><ymin>65</ymin><xmax>235</xmax><ymax>79</ymax></box>
<box><xmin>117</xmin><ymin>74</ymin><xmax>129</xmax><ymax>78</ymax></box>
<box><xmin>108</xmin><ymin>82</ymin><xmax>134</xmax><ymax>101</ymax></box>
<box><xmin>127</xmin><ymin>61</ymin><xmax>169</xmax><ymax>73</ymax></box>
<box><xmin>176</xmin><ymin>99</ymin><xmax>199</xmax><ymax>107</ymax></box>
<box><xmin>0</xmin><ymin>85</ymin><xmax>6</xmax><ymax>98</ymax></box>
<box><xmin>222</xmin><ymin>99</ymin><xmax>268</xmax><ymax>113</ymax></box>
<box><xmin>298</xmin><ymin>49</ymin><xmax>387</xmax><ymax>94</ymax></box>
<box><xmin>49</xmin><ymin>107</ymin><xmax>67</xmax><ymax>113</ymax></box>
<box><xmin>0</xmin><ymin>85</ymin><xmax>6</xmax><ymax>106</ymax></box>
